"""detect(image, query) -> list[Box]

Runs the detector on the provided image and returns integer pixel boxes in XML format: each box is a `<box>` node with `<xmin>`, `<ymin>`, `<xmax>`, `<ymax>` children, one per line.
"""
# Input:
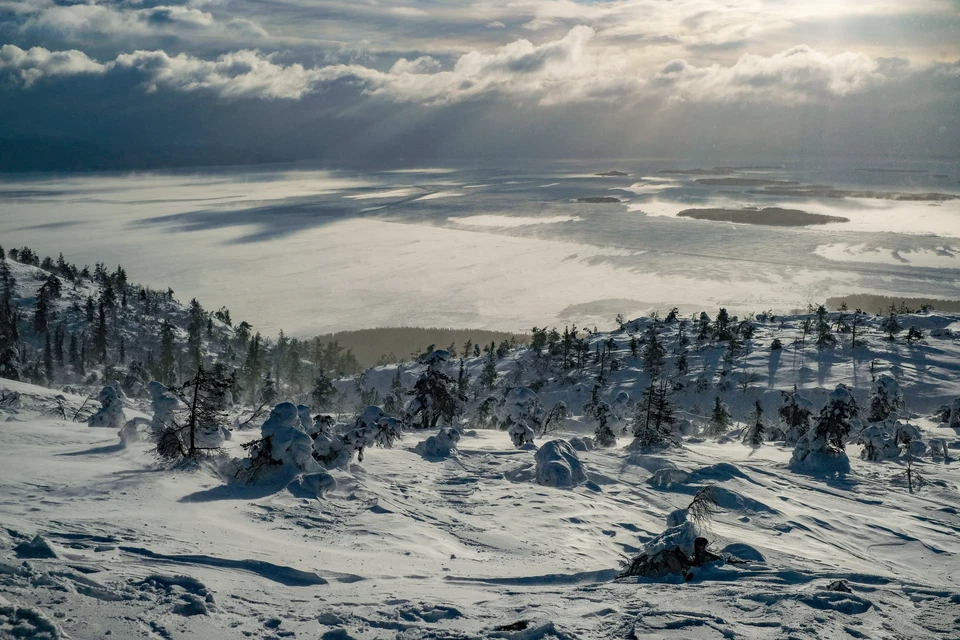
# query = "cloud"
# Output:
<box><xmin>653</xmin><ymin>45</ymin><xmax>893</xmax><ymax>103</ymax></box>
<box><xmin>0</xmin><ymin>29</ymin><xmax>934</xmax><ymax>106</ymax></box>
<box><xmin>0</xmin><ymin>44</ymin><xmax>105</xmax><ymax>86</ymax></box>
<box><xmin>18</xmin><ymin>2</ymin><xmax>268</xmax><ymax>42</ymax></box>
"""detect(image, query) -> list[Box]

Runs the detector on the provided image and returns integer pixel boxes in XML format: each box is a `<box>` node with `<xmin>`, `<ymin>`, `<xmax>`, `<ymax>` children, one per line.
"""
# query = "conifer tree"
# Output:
<box><xmin>742</xmin><ymin>400</ymin><xmax>765</xmax><ymax>447</ymax></box>
<box><xmin>641</xmin><ymin>330</ymin><xmax>666</xmax><ymax>376</ymax></box>
<box><xmin>311</xmin><ymin>369</ymin><xmax>336</xmax><ymax>411</ymax></box>
<box><xmin>93</xmin><ymin>299</ymin><xmax>108</xmax><ymax>363</ymax></box>
<box><xmin>708</xmin><ymin>396</ymin><xmax>733</xmax><ymax>436</ymax></box>
<box><xmin>158</xmin><ymin>321</ymin><xmax>177</xmax><ymax>385</ymax></box>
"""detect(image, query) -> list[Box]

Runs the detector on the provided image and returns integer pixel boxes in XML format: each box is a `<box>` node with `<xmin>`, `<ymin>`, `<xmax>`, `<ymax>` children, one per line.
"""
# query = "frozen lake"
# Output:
<box><xmin>0</xmin><ymin>159</ymin><xmax>958</xmax><ymax>336</ymax></box>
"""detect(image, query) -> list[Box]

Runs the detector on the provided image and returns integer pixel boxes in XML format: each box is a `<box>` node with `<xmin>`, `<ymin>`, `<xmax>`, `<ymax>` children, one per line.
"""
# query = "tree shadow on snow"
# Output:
<box><xmin>57</xmin><ymin>442</ymin><xmax>127</xmax><ymax>456</ymax></box>
<box><xmin>179</xmin><ymin>481</ymin><xmax>289</xmax><ymax>503</ymax></box>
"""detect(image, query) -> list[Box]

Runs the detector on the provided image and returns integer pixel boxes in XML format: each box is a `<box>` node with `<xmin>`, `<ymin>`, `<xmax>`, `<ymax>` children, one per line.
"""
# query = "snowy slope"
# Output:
<box><xmin>2</xmin><ymin>309</ymin><xmax>960</xmax><ymax>639</ymax></box>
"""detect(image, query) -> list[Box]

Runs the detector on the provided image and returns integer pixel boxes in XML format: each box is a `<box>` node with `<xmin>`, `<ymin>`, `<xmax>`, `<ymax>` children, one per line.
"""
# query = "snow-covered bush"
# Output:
<box><xmin>867</xmin><ymin>374</ymin><xmax>904</xmax><ymax>424</ymax></box>
<box><xmin>147</xmin><ymin>380</ymin><xmax>180</xmax><ymax>429</ymax></box>
<box><xmin>534</xmin><ymin>439</ymin><xmax>587</xmax><ymax>488</ymax></box>
<box><xmin>778</xmin><ymin>388</ymin><xmax>814</xmax><ymax>444</ymax></box>
<box><xmin>949</xmin><ymin>398</ymin><xmax>960</xmax><ymax>430</ymax></box>
<box><xmin>790</xmin><ymin>384</ymin><xmax>859</xmax><ymax>474</ymax></box>
<box><xmin>508</xmin><ymin>420</ymin><xmax>535</xmax><ymax>448</ymax></box>
<box><xmin>414</xmin><ymin>427</ymin><xmax>461</xmax><ymax>458</ymax></box>
<box><xmin>313</xmin><ymin>406</ymin><xmax>403</xmax><ymax>469</ymax></box>
<box><xmin>260</xmin><ymin>402</ymin><xmax>318</xmax><ymax>472</ymax></box>
<box><xmin>859</xmin><ymin>420</ymin><xmax>922</xmax><ymax>462</ymax></box>
<box><xmin>87</xmin><ymin>386</ymin><xmax>124</xmax><ymax>429</ymax></box>
<box><xmin>499</xmin><ymin>387</ymin><xmax>545</xmax><ymax>433</ymax></box>
<box><xmin>592</xmin><ymin>401</ymin><xmax>619</xmax><ymax>447</ymax></box>
<box><xmin>231</xmin><ymin>403</ymin><xmax>319</xmax><ymax>483</ymax></box>
<box><xmin>858</xmin><ymin>424</ymin><xmax>900</xmax><ymax>461</ymax></box>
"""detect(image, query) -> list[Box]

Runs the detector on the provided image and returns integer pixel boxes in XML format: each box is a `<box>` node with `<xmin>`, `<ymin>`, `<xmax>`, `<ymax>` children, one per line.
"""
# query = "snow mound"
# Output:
<box><xmin>414</xmin><ymin>427</ymin><xmax>461</xmax><ymax>458</ymax></box>
<box><xmin>0</xmin><ymin>597</ymin><xmax>64</xmax><ymax>640</ymax></box>
<box><xmin>685</xmin><ymin>462</ymin><xmax>749</xmax><ymax>484</ymax></box>
<box><xmin>648</xmin><ymin>468</ymin><xmax>690</xmax><ymax>489</ymax></box>
<box><xmin>13</xmin><ymin>535</ymin><xmax>57</xmax><ymax>559</ymax></box>
<box><xmin>534</xmin><ymin>440</ymin><xmax>587</xmax><ymax>488</ymax></box>
<box><xmin>568</xmin><ymin>436</ymin><xmax>594</xmax><ymax>452</ymax></box>
<box><xmin>287</xmin><ymin>472</ymin><xmax>338</xmax><ymax>498</ymax></box>
<box><xmin>722</xmin><ymin>543</ymin><xmax>765</xmax><ymax>562</ymax></box>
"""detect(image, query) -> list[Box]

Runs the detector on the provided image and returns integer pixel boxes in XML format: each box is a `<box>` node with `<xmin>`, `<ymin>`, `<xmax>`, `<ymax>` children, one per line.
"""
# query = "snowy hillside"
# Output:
<box><xmin>2</xmin><ymin>303</ymin><xmax>960</xmax><ymax>638</ymax></box>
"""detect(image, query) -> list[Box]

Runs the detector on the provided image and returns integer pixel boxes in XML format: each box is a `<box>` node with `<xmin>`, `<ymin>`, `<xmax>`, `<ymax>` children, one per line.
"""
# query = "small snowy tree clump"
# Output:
<box><xmin>951</xmin><ymin>398</ymin><xmax>960</xmax><ymax>430</ymax></box>
<box><xmin>790</xmin><ymin>384</ymin><xmax>859</xmax><ymax>474</ymax></box>
<box><xmin>778</xmin><ymin>388</ymin><xmax>814</xmax><ymax>445</ymax></box>
<box><xmin>500</xmin><ymin>387</ymin><xmax>545</xmax><ymax>434</ymax></box>
<box><xmin>313</xmin><ymin>405</ymin><xmax>403</xmax><ymax>468</ymax></box>
<box><xmin>508</xmin><ymin>420</ymin><xmax>536</xmax><ymax>448</ymax></box>
<box><xmin>534</xmin><ymin>439</ymin><xmax>587</xmax><ymax>488</ymax></box>
<box><xmin>592</xmin><ymin>401</ymin><xmax>619</xmax><ymax>448</ymax></box>
<box><xmin>415</xmin><ymin>427</ymin><xmax>461</xmax><ymax>458</ymax></box>
<box><xmin>260</xmin><ymin>402</ymin><xmax>318</xmax><ymax>471</ymax></box>
<box><xmin>867</xmin><ymin>374</ymin><xmax>904</xmax><ymax>424</ymax></box>
<box><xmin>87</xmin><ymin>386</ymin><xmax>124</xmax><ymax>429</ymax></box>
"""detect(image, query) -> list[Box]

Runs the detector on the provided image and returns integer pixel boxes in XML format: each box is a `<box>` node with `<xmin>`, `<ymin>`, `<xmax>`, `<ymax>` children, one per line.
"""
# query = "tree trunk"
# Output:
<box><xmin>188</xmin><ymin>367</ymin><xmax>202</xmax><ymax>456</ymax></box>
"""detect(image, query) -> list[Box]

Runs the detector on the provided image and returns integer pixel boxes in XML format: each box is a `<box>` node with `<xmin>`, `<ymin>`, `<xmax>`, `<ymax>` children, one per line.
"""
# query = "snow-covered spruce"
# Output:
<box><xmin>407</xmin><ymin>349</ymin><xmax>465</xmax><ymax>430</ymax></box>
<box><xmin>790</xmin><ymin>384</ymin><xmax>859</xmax><ymax>475</ymax></box>
<box><xmin>87</xmin><ymin>385</ymin><xmax>124</xmax><ymax>429</ymax></box>
<box><xmin>867</xmin><ymin>374</ymin><xmax>904</xmax><ymax>424</ymax></box>
<box><xmin>414</xmin><ymin>427</ymin><xmax>461</xmax><ymax>458</ymax></box>
<box><xmin>232</xmin><ymin>402</ymin><xmax>319</xmax><ymax>482</ymax></box>
<box><xmin>777</xmin><ymin>388</ymin><xmax>814</xmax><ymax>445</ymax></box>
<box><xmin>534</xmin><ymin>439</ymin><xmax>587</xmax><ymax>488</ymax></box>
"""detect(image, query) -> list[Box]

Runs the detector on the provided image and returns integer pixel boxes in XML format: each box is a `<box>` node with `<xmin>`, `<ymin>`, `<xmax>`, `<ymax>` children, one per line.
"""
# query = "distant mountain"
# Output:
<box><xmin>0</xmin><ymin>136</ymin><xmax>292</xmax><ymax>172</ymax></box>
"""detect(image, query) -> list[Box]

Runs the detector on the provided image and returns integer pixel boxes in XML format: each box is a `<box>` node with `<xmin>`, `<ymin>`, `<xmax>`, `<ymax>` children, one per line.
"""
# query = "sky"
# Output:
<box><xmin>1</xmin><ymin>0</ymin><xmax>958</xmax><ymax>167</ymax></box>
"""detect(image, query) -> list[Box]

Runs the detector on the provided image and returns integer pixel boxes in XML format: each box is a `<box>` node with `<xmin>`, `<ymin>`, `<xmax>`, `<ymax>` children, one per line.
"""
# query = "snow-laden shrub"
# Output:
<box><xmin>950</xmin><ymin>398</ymin><xmax>960</xmax><ymax>430</ymax></box>
<box><xmin>778</xmin><ymin>389</ymin><xmax>814</xmax><ymax>444</ymax></box>
<box><xmin>313</xmin><ymin>405</ymin><xmax>403</xmax><ymax>469</ymax></box>
<box><xmin>790</xmin><ymin>384</ymin><xmax>858</xmax><ymax>475</ymax></box>
<box><xmin>508</xmin><ymin>420</ymin><xmax>535</xmax><ymax>448</ymax></box>
<box><xmin>858</xmin><ymin>424</ymin><xmax>900</xmax><ymax>461</ymax></box>
<box><xmin>87</xmin><ymin>386</ymin><xmax>124</xmax><ymax>429</ymax></box>
<box><xmin>867</xmin><ymin>374</ymin><xmax>904</xmax><ymax>424</ymax></box>
<box><xmin>307</xmin><ymin>414</ymin><xmax>336</xmax><ymax>438</ymax></box>
<box><xmin>611</xmin><ymin>391</ymin><xmax>632</xmax><ymax>422</ymax></box>
<box><xmin>534</xmin><ymin>439</ymin><xmax>587</xmax><ymax>488</ymax></box>
<box><xmin>147</xmin><ymin>381</ymin><xmax>180</xmax><ymax>429</ymax></box>
<box><xmin>499</xmin><ymin>387</ymin><xmax>545</xmax><ymax>433</ymax></box>
<box><xmin>261</xmin><ymin>403</ymin><xmax>318</xmax><ymax>472</ymax></box>
<box><xmin>592</xmin><ymin>401</ymin><xmax>619</xmax><ymax>447</ymax></box>
<box><xmin>414</xmin><ymin>427</ymin><xmax>461</xmax><ymax>458</ymax></box>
